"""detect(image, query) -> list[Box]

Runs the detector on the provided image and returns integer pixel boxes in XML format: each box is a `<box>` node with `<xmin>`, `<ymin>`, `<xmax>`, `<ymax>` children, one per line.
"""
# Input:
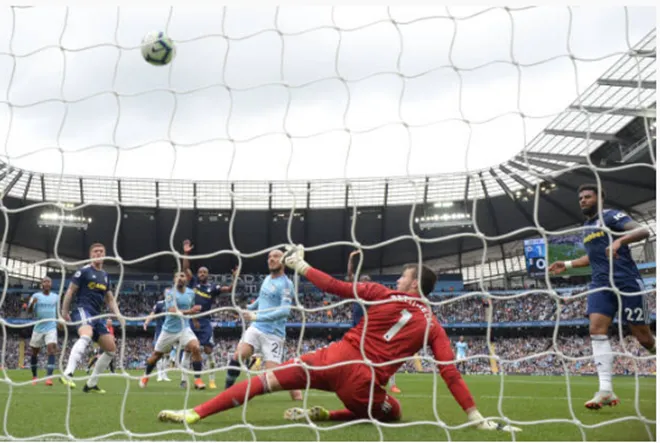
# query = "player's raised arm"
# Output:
<box><xmin>182</xmin><ymin>240</ymin><xmax>195</xmax><ymax>282</ymax></box>
<box><xmin>549</xmin><ymin>255</ymin><xmax>590</xmax><ymax>275</ymax></box>
<box><xmin>282</xmin><ymin>245</ymin><xmax>385</xmax><ymax>301</ymax></box>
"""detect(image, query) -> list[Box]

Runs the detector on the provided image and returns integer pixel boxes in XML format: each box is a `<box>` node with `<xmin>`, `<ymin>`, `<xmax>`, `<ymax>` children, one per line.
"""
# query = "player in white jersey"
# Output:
<box><xmin>26</xmin><ymin>277</ymin><xmax>59</xmax><ymax>386</ymax></box>
<box><xmin>140</xmin><ymin>272</ymin><xmax>206</xmax><ymax>390</ymax></box>
<box><xmin>224</xmin><ymin>249</ymin><xmax>302</xmax><ymax>401</ymax></box>
<box><xmin>455</xmin><ymin>336</ymin><xmax>468</xmax><ymax>373</ymax></box>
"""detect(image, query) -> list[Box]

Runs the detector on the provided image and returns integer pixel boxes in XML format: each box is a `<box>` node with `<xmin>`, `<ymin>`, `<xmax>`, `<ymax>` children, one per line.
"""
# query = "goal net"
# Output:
<box><xmin>0</xmin><ymin>5</ymin><xmax>656</xmax><ymax>441</ymax></box>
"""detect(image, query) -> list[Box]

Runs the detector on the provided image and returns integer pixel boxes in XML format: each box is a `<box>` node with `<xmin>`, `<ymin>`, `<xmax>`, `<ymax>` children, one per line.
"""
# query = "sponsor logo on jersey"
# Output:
<box><xmin>194</xmin><ymin>288</ymin><xmax>212</xmax><ymax>299</ymax></box>
<box><xmin>87</xmin><ymin>282</ymin><xmax>107</xmax><ymax>292</ymax></box>
<box><xmin>584</xmin><ymin>231</ymin><xmax>605</xmax><ymax>244</ymax></box>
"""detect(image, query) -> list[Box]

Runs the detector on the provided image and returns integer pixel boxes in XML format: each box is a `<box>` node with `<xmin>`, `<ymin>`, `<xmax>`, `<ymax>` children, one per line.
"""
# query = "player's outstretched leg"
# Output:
<box><xmin>158</xmin><ymin>361</ymin><xmax>305</xmax><ymax>424</ymax></box>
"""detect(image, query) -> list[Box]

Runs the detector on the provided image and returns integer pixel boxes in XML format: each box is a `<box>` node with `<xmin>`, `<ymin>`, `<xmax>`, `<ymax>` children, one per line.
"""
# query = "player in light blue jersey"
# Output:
<box><xmin>60</xmin><ymin>243</ymin><xmax>123</xmax><ymax>394</ymax></box>
<box><xmin>144</xmin><ymin>296</ymin><xmax>171</xmax><ymax>381</ymax></box>
<box><xmin>455</xmin><ymin>336</ymin><xmax>468</xmax><ymax>373</ymax></box>
<box><xmin>140</xmin><ymin>272</ymin><xmax>206</xmax><ymax>390</ymax></box>
<box><xmin>224</xmin><ymin>249</ymin><xmax>302</xmax><ymax>401</ymax></box>
<box><xmin>26</xmin><ymin>277</ymin><xmax>59</xmax><ymax>386</ymax></box>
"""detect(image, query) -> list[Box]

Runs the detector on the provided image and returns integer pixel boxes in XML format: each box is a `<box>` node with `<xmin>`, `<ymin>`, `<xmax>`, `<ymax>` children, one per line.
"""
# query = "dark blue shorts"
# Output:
<box><xmin>192</xmin><ymin>321</ymin><xmax>214</xmax><ymax>348</ymax></box>
<box><xmin>71</xmin><ymin>307</ymin><xmax>110</xmax><ymax>342</ymax></box>
<box><xmin>586</xmin><ymin>279</ymin><xmax>651</xmax><ymax>325</ymax></box>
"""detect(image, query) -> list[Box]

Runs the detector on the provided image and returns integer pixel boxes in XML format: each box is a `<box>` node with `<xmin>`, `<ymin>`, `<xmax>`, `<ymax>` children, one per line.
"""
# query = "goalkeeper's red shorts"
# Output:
<box><xmin>272</xmin><ymin>340</ymin><xmax>401</xmax><ymax>421</ymax></box>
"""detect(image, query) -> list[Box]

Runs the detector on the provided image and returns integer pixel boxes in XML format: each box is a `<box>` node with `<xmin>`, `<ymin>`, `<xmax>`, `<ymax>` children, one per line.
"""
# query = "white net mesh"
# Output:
<box><xmin>0</xmin><ymin>5</ymin><xmax>656</xmax><ymax>441</ymax></box>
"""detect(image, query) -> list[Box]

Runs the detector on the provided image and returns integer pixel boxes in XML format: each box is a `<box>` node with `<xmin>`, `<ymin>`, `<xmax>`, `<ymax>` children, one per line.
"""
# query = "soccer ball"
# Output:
<box><xmin>141</xmin><ymin>31</ymin><xmax>176</xmax><ymax>66</ymax></box>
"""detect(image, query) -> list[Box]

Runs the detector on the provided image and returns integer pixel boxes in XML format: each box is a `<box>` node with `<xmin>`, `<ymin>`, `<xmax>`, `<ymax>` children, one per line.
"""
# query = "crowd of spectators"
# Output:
<box><xmin>1</xmin><ymin>286</ymin><xmax>656</xmax><ymax>325</ymax></box>
<box><xmin>1</xmin><ymin>334</ymin><xmax>655</xmax><ymax>376</ymax></box>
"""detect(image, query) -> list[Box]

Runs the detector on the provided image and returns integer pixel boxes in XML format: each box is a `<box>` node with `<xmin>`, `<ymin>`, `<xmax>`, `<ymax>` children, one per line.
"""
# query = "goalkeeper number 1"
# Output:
<box><xmin>158</xmin><ymin>245</ymin><xmax>521</xmax><ymax>433</ymax></box>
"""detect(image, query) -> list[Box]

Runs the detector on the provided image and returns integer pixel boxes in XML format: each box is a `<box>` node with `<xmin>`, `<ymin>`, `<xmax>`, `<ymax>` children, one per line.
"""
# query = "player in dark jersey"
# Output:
<box><xmin>60</xmin><ymin>242</ymin><xmax>124</xmax><ymax>394</ymax></box>
<box><xmin>549</xmin><ymin>184</ymin><xmax>655</xmax><ymax>410</ymax></box>
<box><xmin>158</xmin><ymin>245</ymin><xmax>520</xmax><ymax>433</ymax></box>
<box><xmin>144</xmin><ymin>296</ymin><xmax>170</xmax><ymax>381</ymax></box>
<box><xmin>182</xmin><ymin>239</ymin><xmax>233</xmax><ymax>389</ymax></box>
<box><xmin>346</xmin><ymin>250</ymin><xmax>401</xmax><ymax>394</ymax></box>
<box><xmin>86</xmin><ymin>319</ymin><xmax>116</xmax><ymax>374</ymax></box>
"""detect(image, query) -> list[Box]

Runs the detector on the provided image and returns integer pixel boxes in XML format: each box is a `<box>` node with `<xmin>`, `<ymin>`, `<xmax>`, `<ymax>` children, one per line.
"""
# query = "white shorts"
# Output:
<box><xmin>154</xmin><ymin>328</ymin><xmax>198</xmax><ymax>354</ymax></box>
<box><xmin>29</xmin><ymin>329</ymin><xmax>57</xmax><ymax>348</ymax></box>
<box><xmin>241</xmin><ymin>325</ymin><xmax>284</xmax><ymax>364</ymax></box>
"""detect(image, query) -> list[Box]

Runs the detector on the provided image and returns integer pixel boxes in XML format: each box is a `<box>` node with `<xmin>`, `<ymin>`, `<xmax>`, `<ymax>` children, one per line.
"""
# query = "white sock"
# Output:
<box><xmin>591</xmin><ymin>335</ymin><xmax>613</xmax><ymax>392</ymax></box>
<box><xmin>156</xmin><ymin>359</ymin><xmax>163</xmax><ymax>378</ymax></box>
<box><xmin>390</xmin><ymin>374</ymin><xmax>396</xmax><ymax>386</ymax></box>
<box><xmin>181</xmin><ymin>351</ymin><xmax>191</xmax><ymax>381</ymax></box>
<box><xmin>162</xmin><ymin>356</ymin><xmax>170</xmax><ymax>376</ymax></box>
<box><xmin>87</xmin><ymin>351</ymin><xmax>115</xmax><ymax>387</ymax></box>
<box><xmin>64</xmin><ymin>336</ymin><xmax>91</xmax><ymax>376</ymax></box>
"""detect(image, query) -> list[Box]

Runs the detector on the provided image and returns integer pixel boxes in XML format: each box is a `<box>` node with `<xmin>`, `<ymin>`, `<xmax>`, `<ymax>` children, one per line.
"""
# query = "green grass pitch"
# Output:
<box><xmin>0</xmin><ymin>371</ymin><xmax>655</xmax><ymax>441</ymax></box>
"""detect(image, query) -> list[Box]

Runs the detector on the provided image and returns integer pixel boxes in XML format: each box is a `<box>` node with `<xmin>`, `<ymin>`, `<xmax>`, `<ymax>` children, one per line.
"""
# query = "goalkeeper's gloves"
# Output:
<box><xmin>282</xmin><ymin>244</ymin><xmax>311</xmax><ymax>275</ymax></box>
<box><xmin>468</xmin><ymin>410</ymin><xmax>521</xmax><ymax>432</ymax></box>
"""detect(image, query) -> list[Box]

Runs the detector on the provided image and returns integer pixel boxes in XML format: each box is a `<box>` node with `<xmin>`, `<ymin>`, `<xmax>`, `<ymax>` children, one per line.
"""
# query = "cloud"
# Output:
<box><xmin>0</xmin><ymin>5</ymin><xmax>655</xmax><ymax>182</ymax></box>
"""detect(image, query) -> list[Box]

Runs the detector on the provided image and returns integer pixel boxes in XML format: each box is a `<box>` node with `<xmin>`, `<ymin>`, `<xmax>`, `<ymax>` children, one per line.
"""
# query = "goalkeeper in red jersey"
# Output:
<box><xmin>158</xmin><ymin>245</ymin><xmax>520</xmax><ymax>433</ymax></box>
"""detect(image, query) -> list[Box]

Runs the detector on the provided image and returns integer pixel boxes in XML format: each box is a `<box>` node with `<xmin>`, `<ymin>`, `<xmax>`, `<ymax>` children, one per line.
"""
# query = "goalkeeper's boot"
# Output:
<box><xmin>585</xmin><ymin>391</ymin><xmax>620</xmax><ymax>410</ymax></box>
<box><xmin>390</xmin><ymin>385</ymin><xmax>402</xmax><ymax>394</ymax></box>
<box><xmin>208</xmin><ymin>380</ymin><xmax>217</xmax><ymax>390</ymax></box>
<box><xmin>284</xmin><ymin>406</ymin><xmax>330</xmax><ymax>422</ymax></box>
<box><xmin>32</xmin><ymin>377</ymin><xmax>38</xmax><ymax>386</ymax></box>
<box><xmin>82</xmin><ymin>384</ymin><xmax>106</xmax><ymax>394</ymax></box>
<box><xmin>139</xmin><ymin>376</ymin><xmax>149</xmax><ymax>388</ymax></box>
<box><xmin>193</xmin><ymin>378</ymin><xmax>206</xmax><ymax>390</ymax></box>
<box><xmin>59</xmin><ymin>374</ymin><xmax>76</xmax><ymax>389</ymax></box>
<box><xmin>158</xmin><ymin>409</ymin><xmax>200</xmax><ymax>425</ymax></box>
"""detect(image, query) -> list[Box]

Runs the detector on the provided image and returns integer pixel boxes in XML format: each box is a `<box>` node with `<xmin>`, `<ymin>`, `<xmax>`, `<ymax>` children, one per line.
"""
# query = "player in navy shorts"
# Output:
<box><xmin>182</xmin><ymin>239</ymin><xmax>234</xmax><ymax>389</ymax></box>
<box><xmin>60</xmin><ymin>242</ymin><xmax>124</xmax><ymax>394</ymax></box>
<box><xmin>549</xmin><ymin>184</ymin><xmax>655</xmax><ymax>410</ymax></box>
<box><xmin>346</xmin><ymin>250</ymin><xmax>401</xmax><ymax>394</ymax></box>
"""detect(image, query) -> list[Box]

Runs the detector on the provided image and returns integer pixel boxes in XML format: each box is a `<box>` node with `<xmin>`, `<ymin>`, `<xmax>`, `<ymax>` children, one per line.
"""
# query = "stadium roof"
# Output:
<box><xmin>0</xmin><ymin>31</ymin><xmax>655</xmax><ymax>210</ymax></box>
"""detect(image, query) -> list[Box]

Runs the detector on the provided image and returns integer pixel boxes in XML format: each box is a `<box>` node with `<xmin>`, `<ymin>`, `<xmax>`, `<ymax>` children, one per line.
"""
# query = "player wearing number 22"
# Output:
<box><xmin>549</xmin><ymin>184</ymin><xmax>655</xmax><ymax>410</ymax></box>
<box><xmin>158</xmin><ymin>245</ymin><xmax>520</xmax><ymax>433</ymax></box>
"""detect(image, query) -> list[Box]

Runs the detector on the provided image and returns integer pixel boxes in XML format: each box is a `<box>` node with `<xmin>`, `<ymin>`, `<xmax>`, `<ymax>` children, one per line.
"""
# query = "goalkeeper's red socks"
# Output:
<box><xmin>194</xmin><ymin>375</ymin><xmax>267</xmax><ymax>419</ymax></box>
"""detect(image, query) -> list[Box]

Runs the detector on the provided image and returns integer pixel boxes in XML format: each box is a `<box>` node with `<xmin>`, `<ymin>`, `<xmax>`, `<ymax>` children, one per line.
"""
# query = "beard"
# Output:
<box><xmin>581</xmin><ymin>205</ymin><xmax>597</xmax><ymax>217</ymax></box>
